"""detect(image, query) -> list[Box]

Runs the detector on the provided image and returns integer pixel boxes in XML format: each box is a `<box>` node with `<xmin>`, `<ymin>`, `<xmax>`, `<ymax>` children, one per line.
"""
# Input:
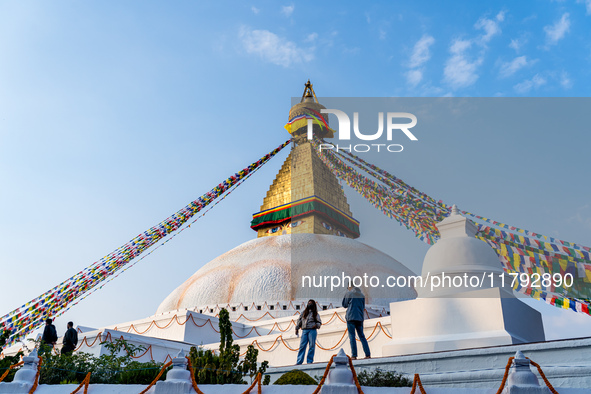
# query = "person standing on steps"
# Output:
<box><xmin>342</xmin><ymin>285</ymin><xmax>371</xmax><ymax>360</ymax></box>
<box><xmin>61</xmin><ymin>321</ymin><xmax>78</xmax><ymax>355</ymax></box>
<box><xmin>295</xmin><ymin>299</ymin><xmax>322</xmax><ymax>364</ymax></box>
<box><xmin>40</xmin><ymin>318</ymin><xmax>58</xmax><ymax>354</ymax></box>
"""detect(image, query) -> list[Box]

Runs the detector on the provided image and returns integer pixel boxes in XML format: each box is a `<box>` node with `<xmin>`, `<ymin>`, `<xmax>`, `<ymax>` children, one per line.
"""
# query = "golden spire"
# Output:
<box><xmin>250</xmin><ymin>82</ymin><xmax>359</xmax><ymax>239</ymax></box>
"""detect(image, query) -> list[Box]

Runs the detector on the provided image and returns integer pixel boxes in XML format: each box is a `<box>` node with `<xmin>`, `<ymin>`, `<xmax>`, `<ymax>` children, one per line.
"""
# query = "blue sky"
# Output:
<box><xmin>1</xmin><ymin>1</ymin><xmax>591</xmax><ymax>343</ymax></box>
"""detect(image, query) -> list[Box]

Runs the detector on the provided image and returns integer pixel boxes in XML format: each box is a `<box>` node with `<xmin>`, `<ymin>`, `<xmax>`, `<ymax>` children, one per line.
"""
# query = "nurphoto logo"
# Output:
<box><xmin>313</xmin><ymin>110</ymin><xmax>418</xmax><ymax>153</ymax></box>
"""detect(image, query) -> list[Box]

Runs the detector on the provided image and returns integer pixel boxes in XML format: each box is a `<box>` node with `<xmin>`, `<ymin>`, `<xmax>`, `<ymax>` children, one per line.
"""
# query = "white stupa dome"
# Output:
<box><xmin>418</xmin><ymin>205</ymin><xmax>507</xmax><ymax>298</ymax></box>
<box><xmin>156</xmin><ymin>233</ymin><xmax>417</xmax><ymax>315</ymax></box>
<box><xmin>421</xmin><ymin>206</ymin><xmax>504</xmax><ymax>277</ymax></box>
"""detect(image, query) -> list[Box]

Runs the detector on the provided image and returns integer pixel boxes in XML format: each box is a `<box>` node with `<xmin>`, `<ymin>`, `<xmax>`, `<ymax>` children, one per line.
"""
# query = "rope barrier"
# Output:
<box><xmin>68</xmin><ymin>372</ymin><xmax>91</xmax><ymax>394</ymax></box>
<box><xmin>311</xmin><ymin>354</ymin><xmax>335</xmax><ymax>394</ymax></box>
<box><xmin>138</xmin><ymin>360</ymin><xmax>172</xmax><ymax>394</ymax></box>
<box><xmin>495</xmin><ymin>357</ymin><xmax>559</xmax><ymax>394</ymax></box>
<box><xmin>236</xmin><ymin>318</ymin><xmax>392</xmax><ymax>355</ymax></box>
<box><xmin>347</xmin><ymin>355</ymin><xmax>365</xmax><ymax>394</ymax></box>
<box><xmin>410</xmin><ymin>374</ymin><xmax>427</xmax><ymax>394</ymax></box>
<box><xmin>528</xmin><ymin>358</ymin><xmax>559</xmax><ymax>394</ymax></box>
<box><xmin>495</xmin><ymin>356</ymin><xmax>514</xmax><ymax>394</ymax></box>
<box><xmin>0</xmin><ymin>360</ymin><xmax>23</xmax><ymax>383</ymax></box>
<box><xmin>315</xmin><ymin>329</ymin><xmax>349</xmax><ymax>351</ymax></box>
<box><xmin>27</xmin><ymin>356</ymin><xmax>42</xmax><ymax>394</ymax></box>
<box><xmin>240</xmin><ymin>372</ymin><xmax>262</xmax><ymax>394</ymax></box>
<box><xmin>187</xmin><ymin>357</ymin><xmax>205</xmax><ymax>394</ymax></box>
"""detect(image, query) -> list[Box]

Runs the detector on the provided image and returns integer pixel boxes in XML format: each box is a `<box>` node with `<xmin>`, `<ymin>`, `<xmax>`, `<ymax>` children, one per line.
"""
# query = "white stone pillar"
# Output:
<box><xmin>504</xmin><ymin>351</ymin><xmax>551</xmax><ymax>394</ymax></box>
<box><xmin>321</xmin><ymin>349</ymin><xmax>357</xmax><ymax>394</ymax></box>
<box><xmin>0</xmin><ymin>349</ymin><xmax>39</xmax><ymax>394</ymax></box>
<box><xmin>155</xmin><ymin>349</ymin><xmax>193</xmax><ymax>394</ymax></box>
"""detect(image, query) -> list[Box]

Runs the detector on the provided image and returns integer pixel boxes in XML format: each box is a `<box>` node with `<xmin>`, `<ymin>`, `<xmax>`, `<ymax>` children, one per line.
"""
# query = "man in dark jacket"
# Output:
<box><xmin>61</xmin><ymin>322</ymin><xmax>78</xmax><ymax>355</ymax></box>
<box><xmin>342</xmin><ymin>286</ymin><xmax>371</xmax><ymax>359</ymax></box>
<box><xmin>41</xmin><ymin>318</ymin><xmax>58</xmax><ymax>353</ymax></box>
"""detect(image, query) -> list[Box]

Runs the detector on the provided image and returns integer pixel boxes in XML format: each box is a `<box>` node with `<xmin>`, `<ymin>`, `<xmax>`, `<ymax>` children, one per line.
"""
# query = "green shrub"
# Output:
<box><xmin>188</xmin><ymin>309</ymin><xmax>269</xmax><ymax>385</ymax></box>
<box><xmin>118</xmin><ymin>361</ymin><xmax>170</xmax><ymax>385</ymax></box>
<box><xmin>356</xmin><ymin>368</ymin><xmax>411</xmax><ymax>387</ymax></box>
<box><xmin>38</xmin><ymin>338</ymin><xmax>168</xmax><ymax>385</ymax></box>
<box><xmin>0</xmin><ymin>350</ymin><xmax>23</xmax><ymax>383</ymax></box>
<box><xmin>274</xmin><ymin>370</ymin><xmax>317</xmax><ymax>385</ymax></box>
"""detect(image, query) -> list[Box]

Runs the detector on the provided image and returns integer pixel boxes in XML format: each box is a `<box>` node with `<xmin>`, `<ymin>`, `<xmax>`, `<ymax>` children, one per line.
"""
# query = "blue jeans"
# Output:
<box><xmin>347</xmin><ymin>321</ymin><xmax>370</xmax><ymax>358</ymax></box>
<box><xmin>296</xmin><ymin>329</ymin><xmax>318</xmax><ymax>364</ymax></box>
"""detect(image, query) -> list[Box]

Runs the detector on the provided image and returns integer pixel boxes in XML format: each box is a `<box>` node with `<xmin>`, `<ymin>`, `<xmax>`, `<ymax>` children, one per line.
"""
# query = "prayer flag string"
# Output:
<box><xmin>312</xmin><ymin>138</ymin><xmax>591</xmax><ymax>316</ymax></box>
<box><xmin>0</xmin><ymin>139</ymin><xmax>291</xmax><ymax>346</ymax></box>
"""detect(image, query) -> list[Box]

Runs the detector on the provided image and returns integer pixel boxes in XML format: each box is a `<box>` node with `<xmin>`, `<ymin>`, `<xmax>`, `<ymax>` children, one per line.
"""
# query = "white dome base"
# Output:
<box><xmin>157</xmin><ymin>234</ymin><xmax>417</xmax><ymax>316</ymax></box>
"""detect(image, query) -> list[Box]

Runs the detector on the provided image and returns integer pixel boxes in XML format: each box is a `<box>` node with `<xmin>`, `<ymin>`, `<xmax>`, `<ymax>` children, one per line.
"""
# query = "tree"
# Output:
<box><xmin>188</xmin><ymin>308</ymin><xmax>269</xmax><ymax>385</ymax></box>
<box><xmin>0</xmin><ymin>322</ymin><xmax>11</xmax><ymax>351</ymax></box>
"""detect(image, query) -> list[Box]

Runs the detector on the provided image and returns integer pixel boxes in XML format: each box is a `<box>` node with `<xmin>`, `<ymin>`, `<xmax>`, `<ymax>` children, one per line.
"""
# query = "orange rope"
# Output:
<box><xmin>28</xmin><ymin>356</ymin><xmax>42</xmax><ymax>394</ymax></box>
<box><xmin>187</xmin><ymin>357</ymin><xmax>205</xmax><ymax>394</ymax></box>
<box><xmin>347</xmin><ymin>356</ymin><xmax>365</xmax><ymax>394</ymax></box>
<box><xmin>278</xmin><ymin>335</ymin><xmax>300</xmax><ymax>352</ymax></box>
<box><xmin>68</xmin><ymin>372</ymin><xmax>91</xmax><ymax>394</ymax></box>
<box><xmin>241</xmin><ymin>319</ymin><xmax>392</xmax><ymax>354</ymax></box>
<box><xmin>410</xmin><ymin>374</ymin><xmax>427</xmax><ymax>394</ymax></box>
<box><xmin>74</xmin><ymin>332</ymin><xmax>104</xmax><ymax>351</ymax></box>
<box><xmin>495</xmin><ymin>357</ymin><xmax>514</xmax><ymax>394</ymax></box>
<box><xmin>240</xmin><ymin>372</ymin><xmax>261</xmax><ymax>394</ymax></box>
<box><xmin>528</xmin><ymin>359</ymin><xmax>559</xmax><ymax>394</ymax></box>
<box><xmin>316</xmin><ymin>329</ymin><xmax>349</xmax><ymax>351</ymax></box>
<box><xmin>0</xmin><ymin>361</ymin><xmax>23</xmax><ymax>383</ymax></box>
<box><xmin>311</xmin><ymin>355</ymin><xmax>335</xmax><ymax>394</ymax></box>
<box><xmin>138</xmin><ymin>360</ymin><xmax>172</xmax><ymax>394</ymax></box>
<box><xmin>376</xmin><ymin>321</ymin><xmax>392</xmax><ymax>339</ymax></box>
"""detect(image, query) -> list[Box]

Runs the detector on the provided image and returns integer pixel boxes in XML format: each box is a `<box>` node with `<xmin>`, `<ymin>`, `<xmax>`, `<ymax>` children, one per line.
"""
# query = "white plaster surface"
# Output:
<box><xmin>267</xmin><ymin>337</ymin><xmax>591</xmax><ymax>389</ymax></box>
<box><xmin>383</xmin><ymin>288</ymin><xmax>545</xmax><ymax>357</ymax></box>
<box><xmin>13</xmin><ymin>385</ymin><xmax>589</xmax><ymax>394</ymax></box>
<box><xmin>156</xmin><ymin>234</ymin><xmax>417</xmax><ymax>314</ymax></box>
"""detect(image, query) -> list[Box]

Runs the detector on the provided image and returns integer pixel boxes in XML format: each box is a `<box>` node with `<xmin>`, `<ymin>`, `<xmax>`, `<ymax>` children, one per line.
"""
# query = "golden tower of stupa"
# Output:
<box><xmin>250</xmin><ymin>81</ymin><xmax>360</xmax><ymax>239</ymax></box>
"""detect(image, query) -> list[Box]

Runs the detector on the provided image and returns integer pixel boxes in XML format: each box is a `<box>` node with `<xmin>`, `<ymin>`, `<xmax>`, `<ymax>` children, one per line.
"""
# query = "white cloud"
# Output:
<box><xmin>281</xmin><ymin>4</ymin><xmax>294</xmax><ymax>17</ymax></box>
<box><xmin>305</xmin><ymin>33</ymin><xmax>318</xmax><ymax>43</ymax></box>
<box><xmin>443</xmin><ymin>39</ymin><xmax>482</xmax><ymax>88</ymax></box>
<box><xmin>560</xmin><ymin>71</ymin><xmax>573</xmax><ymax>89</ymax></box>
<box><xmin>405</xmin><ymin>69</ymin><xmax>423</xmax><ymax>87</ymax></box>
<box><xmin>509</xmin><ymin>37</ymin><xmax>527</xmax><ymax>52</ymax></box>
<box><xmin>251</xmin><ymin>6</ymin><xmax>260</xmax><ymax>14</ymax></box>
<box><xmin>239</xmin><ymin>27</ymin><xmax>313</xmax><ymax>67</ymax></box>
<box><xmin>342</xmin><ymin>46</ymin><xmax>360</xmax><ymax>55</ymax></box>
<box><xmin>409</xmin><ymin>35</ymin><xmax>435</xmax><ymax>68</ymax></box>
<box><xmin>442</xmin><ymin>11</ymin><xmax>504</xmax><ymax>89</ymax></box>
<box><xmin>474</xmin><ymin>13</ymin><xmax>503</xmax><ymax>43</ymax></box>
<box><xmin>405</xmin><ymin>35</ymin><xmax>435</xmax><ymax>87</ymax></box>
<box><xmin>499</xmin><ymin>56</ymin><xmax>536</xmax><ymax>77</ymax></box>
<box><xmin>577</xmin><ymin>0</ymin><xmax>591</xmax><ymax>15</ymax></box>
<box><xmin>379</xmin><ymin>29</ymin><xmax>387</xmax><ymax>40</ymax></box>
<box><xmin>544</xmin><ymin>13</ymin><xmax>570</xmax><ymax>45</ymax></box>
<box><xmin>514</xmin><ymin>74</ymin><xmax>546</xmax><ymax>93</ymax></box>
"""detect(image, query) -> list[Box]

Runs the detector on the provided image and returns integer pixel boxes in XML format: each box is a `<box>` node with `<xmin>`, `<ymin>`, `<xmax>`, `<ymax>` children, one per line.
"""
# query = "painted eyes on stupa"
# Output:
<box><xmin>267</xmin><ymin>226</ymin><xmax>282</xmax><ymax>234</ymax></box>
<box><xmin>266</xmin><ymin>220</ymin><xmax>306</xmax><ymax>234</ymax></box>
<box><xmin>290</xmin><ymin>220</ymin><xmax>304</xmax><ymax>228</ymax></box>
<box><xmin>321</xmin><ymin>222</ymin><xmax>348</xmax><ymax>238</ymax></box>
